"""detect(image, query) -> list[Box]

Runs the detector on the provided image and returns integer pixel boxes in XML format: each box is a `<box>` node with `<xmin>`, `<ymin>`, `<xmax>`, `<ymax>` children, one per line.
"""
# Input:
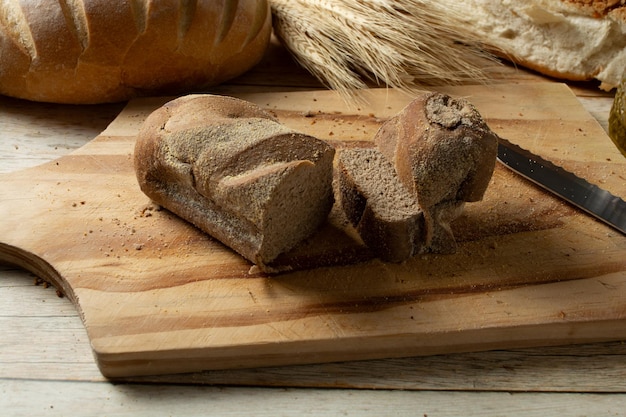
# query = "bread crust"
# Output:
<box><xmin>0</xmin><ymin>0</ymin><xmax>272</xmax><ymax>104</ymax></box>
<box><xmin>559</xmin><ymin>0</ymin><xmax>626</xmax><ymax>20</ymax></box>
<box><xmin>134</xmin><ymin>94</ymin><xmax>336</xmax><ymax>270</ymax></box>
<box><xmin>375</xmin><ymin>92</ymin><xmax>498</xmax><ymax>209</ymax></box>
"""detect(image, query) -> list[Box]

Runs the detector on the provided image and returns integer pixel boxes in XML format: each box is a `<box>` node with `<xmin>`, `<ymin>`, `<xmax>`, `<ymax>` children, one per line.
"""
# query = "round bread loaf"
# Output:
<box><xmin>0</xmin><ymin>0</ymin><xmax>272</xmax><ymax>104</ymax></box>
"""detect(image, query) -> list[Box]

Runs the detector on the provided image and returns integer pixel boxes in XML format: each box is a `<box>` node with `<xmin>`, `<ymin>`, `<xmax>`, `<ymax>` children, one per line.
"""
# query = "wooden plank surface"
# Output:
<box><xmin>4</xmin><ymin>377</ymin><xmax>626</xmax><ymax>417</ymax></box>
<box><xmin>1</xmin><ymin>83</ymin><xmax>625</xmax><ymax>378</ymax></box>
<box><xmin>5</xmin><ymin>261</ymin><xmax>626</xmax><ymax>417</ymax></box>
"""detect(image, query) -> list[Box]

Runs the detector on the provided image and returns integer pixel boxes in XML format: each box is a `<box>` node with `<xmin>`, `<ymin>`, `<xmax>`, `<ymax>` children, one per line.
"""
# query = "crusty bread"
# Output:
<box><xmin>0</xmin><ymin>0</ymin><xmax>272</xmax><ymax>104</ymax></box>
<box><xmin>338</xmin><ymin>92</ymin><xmax>497</xmax><ymax>262</ymax></box>
<box><xmin>375</xmin><ymin>92</ymin><xmax>497</xmax><ymax>254</ymax></box>
<box><xmin>375</xmin><ymin>92</ymin><xmax>498</xmax><ymax>210</ymax></box>
<box><xmin>134</xmin><ymin>92</ymin><xmax>496</xmax><ymax>268</ymax></box>
<box><xmin>337</xmin><ymin>148</ymin><xmax>425</xmax><ymax>263</ymax></box>
<box><xmin>434</xmin><ymin>0</ymin><xmax>626</xmax><ymax>90</ymax></box>
<box><xmin>134</xmin><ymin>94</ymin><xmax>335</xmax><ymax>271</ymax></box>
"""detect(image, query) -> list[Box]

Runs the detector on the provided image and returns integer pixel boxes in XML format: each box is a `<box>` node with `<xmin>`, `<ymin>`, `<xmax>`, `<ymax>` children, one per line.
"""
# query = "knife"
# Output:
<box><xmin>496</xmin><ymin>137</ymin><xmax>626</xmax><ymax>235</ymax></box>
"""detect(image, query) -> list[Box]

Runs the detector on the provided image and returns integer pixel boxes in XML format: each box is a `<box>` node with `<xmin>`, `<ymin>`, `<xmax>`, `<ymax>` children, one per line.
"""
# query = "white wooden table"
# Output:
<box><xmin>2</xmin><ymin>41</ymin><xmax>626</xmax><ymax>416</ymax></box>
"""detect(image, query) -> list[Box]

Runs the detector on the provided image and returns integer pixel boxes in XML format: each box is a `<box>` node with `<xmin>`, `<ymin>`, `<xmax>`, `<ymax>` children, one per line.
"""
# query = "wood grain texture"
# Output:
<box><xmin>1</xmin><ymin>84</ymin><xmax>625</xmax><ymax>378</ymax></box>
<box><xmin>4</xmin><ymin>378</ymin><xmax>626</xmax><ymax>417</ymax></box>
<box><xmin>5</xmin><ymin>264</ymin><xmax>626</xmax><ymax>393</ymax></box>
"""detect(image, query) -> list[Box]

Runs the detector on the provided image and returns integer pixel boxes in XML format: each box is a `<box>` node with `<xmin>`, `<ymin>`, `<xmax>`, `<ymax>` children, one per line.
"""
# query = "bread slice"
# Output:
<box><xmin>337</xmin><ymin>147</ymin><xmax>425</xmax><ymax>263</ymax></box>
<box><xmin>134</xmin><ymin>94</ymin><xmax>335</xmax><ymax>271</ymax></box>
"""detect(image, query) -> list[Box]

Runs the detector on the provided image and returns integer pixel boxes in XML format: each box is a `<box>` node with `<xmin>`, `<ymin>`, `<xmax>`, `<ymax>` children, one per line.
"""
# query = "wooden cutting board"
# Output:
<box><xmin>1</xmin><ymin>84</ymin><xmax>625</xmax><ymax>378</ymax></box>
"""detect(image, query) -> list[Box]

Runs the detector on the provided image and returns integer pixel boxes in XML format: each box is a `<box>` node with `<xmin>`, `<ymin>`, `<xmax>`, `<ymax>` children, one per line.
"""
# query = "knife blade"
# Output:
<box><xmin>496</xmin><ymin>137</ymin><xmax>626</xmax><ymax>235</ymax></box>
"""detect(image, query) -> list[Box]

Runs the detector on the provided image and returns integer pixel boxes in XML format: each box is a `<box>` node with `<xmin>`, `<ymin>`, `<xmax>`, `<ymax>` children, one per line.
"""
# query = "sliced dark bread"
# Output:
<box><xmin>337</xmin><ymin>147</ymin><xmax>425</xmax><ymax>262</ymax></box>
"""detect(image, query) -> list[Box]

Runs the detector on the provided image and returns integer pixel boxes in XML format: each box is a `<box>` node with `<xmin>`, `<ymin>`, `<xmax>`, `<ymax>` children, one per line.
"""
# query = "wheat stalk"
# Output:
<box><xmin>270</xmin><ymin>0</ymin><xmax>497</xmax><ymax>100</ymax></box>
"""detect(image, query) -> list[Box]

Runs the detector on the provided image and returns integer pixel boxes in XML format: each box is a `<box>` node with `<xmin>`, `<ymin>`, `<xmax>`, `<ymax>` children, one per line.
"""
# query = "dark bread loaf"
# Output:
<box><xmin>0</xmin><ymin>0</ymin><xmax>272</xmax><ymax>104</ymax></box>
<box><xmin>134</xmin><ymin>94</ymin><xmax>336</xmax><ymax>271</ymax></box>
<box><xmin>375</xmin><ymin>92</ymin><xmax>498</xmax><ymax>209</ymax></box>
<box><xmin>375</xmin><ymin>92</ymin><xmax>498</xmax><ymax>251</ymax></box>
<box><xmin>339</xmin><ymin>92</ymin><xmax>498</xmax><ymax>262</ymax></box>
<box><xmin>134</xmin><ymin>92</ymin><xmax>496</xmax><ymax>269</ymax></box>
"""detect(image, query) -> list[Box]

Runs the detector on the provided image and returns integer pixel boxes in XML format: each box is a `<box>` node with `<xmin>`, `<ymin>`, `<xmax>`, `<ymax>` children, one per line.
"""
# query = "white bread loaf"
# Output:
<box><xmin>436</xmin><ymin>0</ymin><xmax>626</xmax><ymax>90</ymax></box>
<box><xmin>134</xmin><ymin>94</ymin><xmax>335</xmax><ymax>271</ymax></box>
<box><xmin>0</xmin><ymin>0</ymin><xmax>272</xmax><ymax>104</ymax></box>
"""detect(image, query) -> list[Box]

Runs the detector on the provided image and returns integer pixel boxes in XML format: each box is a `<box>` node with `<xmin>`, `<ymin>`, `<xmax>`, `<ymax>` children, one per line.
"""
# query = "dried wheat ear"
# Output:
<box><xmin>270</xmin><ymin>0</ymin><xmax>498</xmax><ymax>100</ymax></box>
